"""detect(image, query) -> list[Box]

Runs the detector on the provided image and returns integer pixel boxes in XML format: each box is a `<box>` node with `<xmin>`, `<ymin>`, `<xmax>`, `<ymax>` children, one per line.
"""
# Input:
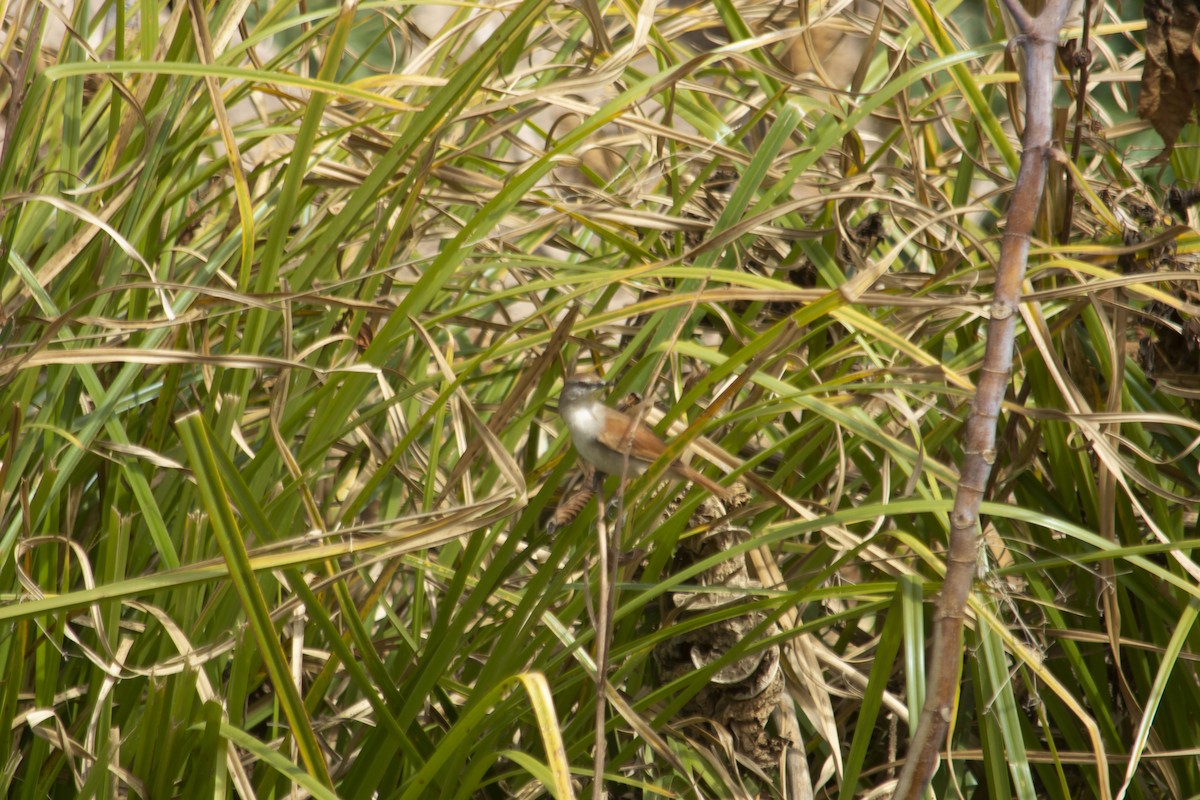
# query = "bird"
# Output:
<box><xmin>557</xmin><ymin>375</ymin><xmax>733</xmax><ymax>500</ymax></box>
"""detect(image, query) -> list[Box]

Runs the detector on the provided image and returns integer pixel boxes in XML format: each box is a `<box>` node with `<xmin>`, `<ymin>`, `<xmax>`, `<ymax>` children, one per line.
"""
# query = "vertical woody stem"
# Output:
<box><xmin>890</xmin><ymin>1</ymin><xmax>1075</xmax><ymax>796</ymax></box>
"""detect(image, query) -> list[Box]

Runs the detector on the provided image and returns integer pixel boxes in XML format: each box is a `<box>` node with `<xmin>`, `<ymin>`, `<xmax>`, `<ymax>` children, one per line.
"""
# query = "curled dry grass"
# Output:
<box><xmin>0</xmin><ymin>0</ymin><xmax>1198</xmax><ymax>797</ymax></box>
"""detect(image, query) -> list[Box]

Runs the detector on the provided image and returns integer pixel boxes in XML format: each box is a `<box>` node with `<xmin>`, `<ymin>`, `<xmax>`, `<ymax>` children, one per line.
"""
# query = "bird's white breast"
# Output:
<box><xmin>564</xmin><ymin>403</ymin><xmax>647</xmax><ymax>477</ymax></box>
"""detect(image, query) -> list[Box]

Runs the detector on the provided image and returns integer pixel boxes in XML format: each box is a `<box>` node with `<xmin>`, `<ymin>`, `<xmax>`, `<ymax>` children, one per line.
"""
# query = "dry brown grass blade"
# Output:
<box><xmin>439</xmin><ymin>305</ymin><xmax>578</xmax><ymax>495</ymax></box>
<box><xmin>412</xmin><ymin>319</ymin><xmax>528</xmax><ymax>502</ymax></box>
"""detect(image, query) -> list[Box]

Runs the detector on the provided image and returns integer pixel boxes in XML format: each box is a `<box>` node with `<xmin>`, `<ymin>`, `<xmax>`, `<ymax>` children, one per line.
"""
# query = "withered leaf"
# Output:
<box><xmin>1139</xmin><ymin>0</ymin><xmax>1200</xmax><ymax>159</ymax></box>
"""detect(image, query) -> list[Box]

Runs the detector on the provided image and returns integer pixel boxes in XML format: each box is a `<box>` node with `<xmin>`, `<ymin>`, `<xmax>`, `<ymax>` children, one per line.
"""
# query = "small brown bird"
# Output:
<box><xmin>558</xmin><ymin>375</ymin><xmax>733</xmax><ymax>499</ymax></box>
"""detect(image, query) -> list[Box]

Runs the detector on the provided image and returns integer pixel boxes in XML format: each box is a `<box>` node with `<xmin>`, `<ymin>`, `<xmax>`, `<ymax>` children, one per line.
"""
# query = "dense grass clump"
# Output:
<box><xmin>0</xmin><ymin>1</ymin><xmax>1197</xmax><ymax>797</ymax></box>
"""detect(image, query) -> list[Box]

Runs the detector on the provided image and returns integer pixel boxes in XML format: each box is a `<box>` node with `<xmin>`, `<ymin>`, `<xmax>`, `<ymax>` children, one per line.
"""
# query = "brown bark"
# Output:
<box><xmin>890</xmin><ymin>0</ymin><xmax>1076</xmax><ymax>796</ymax></box>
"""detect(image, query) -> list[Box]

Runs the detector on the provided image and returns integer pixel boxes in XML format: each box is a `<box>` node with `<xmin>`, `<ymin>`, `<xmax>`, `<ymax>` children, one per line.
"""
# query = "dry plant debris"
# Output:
<box><xmin>1139</xmin><ymin>0</ymin><xmax>1200</xmax><ymax>157</ymax></box>
<box><xmin>653</xmin><ymin>493</ymin><xmax>786</xmax><ymax>769</ymax></box>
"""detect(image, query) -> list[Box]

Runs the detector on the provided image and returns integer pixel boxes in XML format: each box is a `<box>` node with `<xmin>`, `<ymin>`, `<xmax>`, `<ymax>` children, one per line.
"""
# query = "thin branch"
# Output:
<box><xmin>591</xmin><ymin>473</ymin><xmax>620</xmax><ymax>800</ymax></box>
<box><xmin>890</xmin><ymin>0</ymin><xmax>1084</xmax><ymax>797</ymax></box>
<box><xmin>1059</xmin><ymin>0</ymin><xmax>1096</xmax><ymax>243</ymax></box>
<box><xmin>997</xmin><ymin>0</ymin><xmax>1035</xmax><ymax>37</ymax></box>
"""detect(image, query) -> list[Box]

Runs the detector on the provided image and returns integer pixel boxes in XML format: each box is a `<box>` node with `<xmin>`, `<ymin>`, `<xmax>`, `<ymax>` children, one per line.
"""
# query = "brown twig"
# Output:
<box><xmin>1058</xmin><ymin>0</ymin><xmax>1095</xmax><ymax>243</ymax></box>
<box><xmin>890</xmin><ymin>0</ymin><xmax>1077</xmax><ymax>797</ymax></box>
<box><xmin>591</xmin><ymin>472</ymin><xmax>620</xmax><ymax>800</ymax></box>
